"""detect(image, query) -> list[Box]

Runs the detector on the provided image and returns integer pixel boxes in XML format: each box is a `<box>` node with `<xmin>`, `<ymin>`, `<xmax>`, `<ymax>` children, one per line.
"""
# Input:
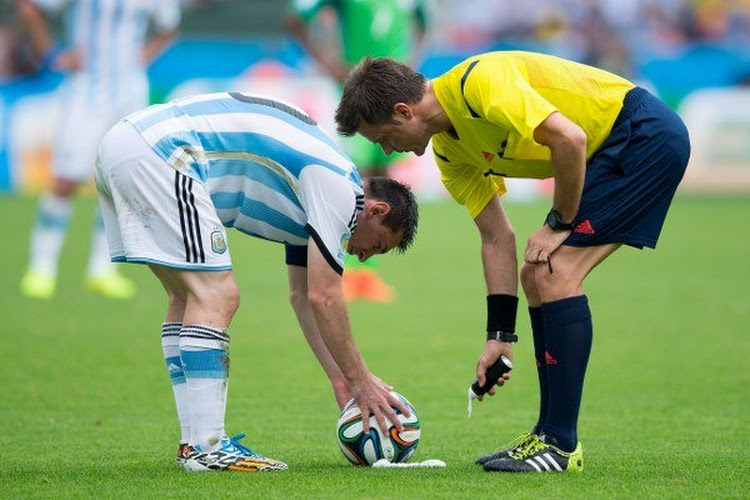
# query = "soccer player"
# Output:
<box><xmin>95</xmin><ymin>92</ymin><xmax>419</xmax><ymax>471</ymax></box>
<box><xmin>335</xmin><ymin>53</ymin><xmax>690</xmax><ymax>472</ymax></box>
<box><xmin>17</xmin><ymin>0</ymin><xmax>180</xmax><ymax>299</ymax></box>
<box><xmin>286</xmin><ymin>0</ymin><xmax>427</xmax><ymax>303</ymax></box>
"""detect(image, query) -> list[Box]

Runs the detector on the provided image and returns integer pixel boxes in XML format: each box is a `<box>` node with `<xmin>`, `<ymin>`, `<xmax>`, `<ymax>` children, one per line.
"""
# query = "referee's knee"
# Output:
<box><xmin>534</xmin><ymin>259</ymin><xmax>582</xmax><ymax>303</ymax></box>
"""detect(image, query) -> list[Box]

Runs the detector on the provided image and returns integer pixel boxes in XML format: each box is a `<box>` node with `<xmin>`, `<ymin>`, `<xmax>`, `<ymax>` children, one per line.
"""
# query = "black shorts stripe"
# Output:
<box><xmin>175</xmin><ymin>171</ymin><xmax>192</xmax><ymax>262</ymax></box>
<box><xmin>180</xmin><ymin>176</ymin><xmax>198</xmax><ymax>262</ymax></box>
<box><xmin>187</xmin><ymin>178</ymin><xmax>205</xmax><ymax>263</ymax></box>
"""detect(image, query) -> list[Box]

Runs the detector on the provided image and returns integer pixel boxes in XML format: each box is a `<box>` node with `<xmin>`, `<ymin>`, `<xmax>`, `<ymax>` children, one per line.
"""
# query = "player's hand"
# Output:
<box><xmin>53</xmin><ymin>50</ymin><xmax>83</xmax><ymax>72</ymax></box>
<box><xmin>475</xmin><ymin>340</ymin><xmax>513</xmax><ymax>401</ymax></box>
<box><xmin>348</xmin><ymin>373</ymin><xmax>406</xmax><ymax>434</ymax></box>
<box><xmin>331</xmin><ymin>378</ymin><xmax>353</xmax><ymax>410</ymax></box>
<box><xmin>524</xmin><ymin>225</ymin><xmax>571</xmax><ymax>266</ymax></box>
<box><xmin>323</xmin><ymin>59</ymin><xmax>351</xmax><ymax>84</ymax></box>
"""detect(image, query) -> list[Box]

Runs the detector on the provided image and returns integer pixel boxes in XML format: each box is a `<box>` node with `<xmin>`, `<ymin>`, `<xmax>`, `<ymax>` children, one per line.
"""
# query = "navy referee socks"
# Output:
<box><xmin>540</xmin><ymin>295</ymin><xmax>593</xmax><ymax>452</ymax></box>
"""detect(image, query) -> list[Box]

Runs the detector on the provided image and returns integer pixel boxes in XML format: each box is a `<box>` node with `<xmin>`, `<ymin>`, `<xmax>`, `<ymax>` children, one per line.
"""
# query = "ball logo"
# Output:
<box><xmin>211</xmin><ymin>231</ymin><xmax>227</xmax><ymax>254</ymax></box>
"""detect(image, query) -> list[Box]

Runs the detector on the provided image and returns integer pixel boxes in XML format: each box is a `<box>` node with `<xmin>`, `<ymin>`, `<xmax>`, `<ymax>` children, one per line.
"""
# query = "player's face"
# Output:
<box><xmin>347</xmin><ymin>205</ymin><xmax>404</xmax><ymax>262</ymax></box>
<box><xmin>358</xmin><ymin>115</ymin><xmax>431</xmax><ymax>157</ymax></box>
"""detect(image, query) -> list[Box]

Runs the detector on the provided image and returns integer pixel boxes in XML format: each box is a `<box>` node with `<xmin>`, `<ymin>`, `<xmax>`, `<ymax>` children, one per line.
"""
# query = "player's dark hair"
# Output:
<box><xmin>365</xmin><ymin>177</ymin><xmax>419</xmax><ymax>253</ymax></box>
<box><xmin>336</xmin><ymin>57</ymin><xmax>426</xmax><ymax>137</ymax></box>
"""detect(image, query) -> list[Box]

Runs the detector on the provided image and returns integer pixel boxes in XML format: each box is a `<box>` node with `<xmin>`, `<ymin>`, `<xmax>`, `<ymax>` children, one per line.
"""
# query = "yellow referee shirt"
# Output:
<box><xmin>431</xmin><ymin>51</ymin><xmax>634</xmax><ymax>218</ymax></box>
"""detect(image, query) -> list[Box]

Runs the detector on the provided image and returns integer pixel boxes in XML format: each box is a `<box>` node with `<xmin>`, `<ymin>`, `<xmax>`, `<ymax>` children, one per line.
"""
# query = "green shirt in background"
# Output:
<box><xmin>290</xmin><ymin>0</ymin><xmax>427</xmax><ymax>65</ymax></box>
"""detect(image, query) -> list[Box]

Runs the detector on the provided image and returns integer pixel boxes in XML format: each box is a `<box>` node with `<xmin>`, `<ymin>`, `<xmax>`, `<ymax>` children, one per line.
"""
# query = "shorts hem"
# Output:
<box><xmin>112</xmin><ymin>255</ymin><xmax>232</xmax><ymax>271</ymax></box>
<box><xmin>563</xmin><ymin>235</ymin><xmax>657</xmax><ymax>250</ymax></box>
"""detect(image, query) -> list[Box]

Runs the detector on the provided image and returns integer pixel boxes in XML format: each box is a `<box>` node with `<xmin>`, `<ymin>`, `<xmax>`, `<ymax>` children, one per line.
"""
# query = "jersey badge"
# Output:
<box><xmin>482</xmin><ymin>151</ymin><xmax>495</xmax><ymax>162</ymax></box>
<box><xmin>211</xmin><ymin>231</ymin><xmax>227</xmax><ymax>254</ymax></box>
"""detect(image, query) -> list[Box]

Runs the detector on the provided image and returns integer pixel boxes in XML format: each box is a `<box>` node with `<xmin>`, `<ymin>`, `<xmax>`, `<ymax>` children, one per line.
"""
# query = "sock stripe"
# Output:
<box><xmin>181</xmin><ymin>326</ymin><xmax>229</xmax><ymax>343</ymax></box>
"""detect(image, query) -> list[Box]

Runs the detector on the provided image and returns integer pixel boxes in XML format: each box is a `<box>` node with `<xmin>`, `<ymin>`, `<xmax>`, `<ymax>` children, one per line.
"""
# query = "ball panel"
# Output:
<box><xmin>335</xmin><ymin>391</ymin><xmax>421</xmax><ymax>466</ymax></box>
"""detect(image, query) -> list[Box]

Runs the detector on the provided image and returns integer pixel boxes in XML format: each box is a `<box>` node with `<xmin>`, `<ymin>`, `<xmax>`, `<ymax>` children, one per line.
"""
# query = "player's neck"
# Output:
<box><xmin>420</xmin><ymin>81</ymin><xmax>453</xmax><ymax>136</ymax></box>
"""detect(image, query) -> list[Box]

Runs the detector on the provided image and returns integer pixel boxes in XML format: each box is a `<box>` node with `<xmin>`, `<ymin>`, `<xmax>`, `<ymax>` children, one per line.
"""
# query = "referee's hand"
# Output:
<box><xmin>475</xmin><ymin>340</ymin><xmax>513</xmax><ymax>400</ymax></box>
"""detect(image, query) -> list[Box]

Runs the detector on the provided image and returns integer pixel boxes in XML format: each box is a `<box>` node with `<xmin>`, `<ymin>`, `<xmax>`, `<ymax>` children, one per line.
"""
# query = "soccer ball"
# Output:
<box><xmin>336</xmin><ymin>391</ymin><xmax>420</xmax><ymax>466</ymax></box>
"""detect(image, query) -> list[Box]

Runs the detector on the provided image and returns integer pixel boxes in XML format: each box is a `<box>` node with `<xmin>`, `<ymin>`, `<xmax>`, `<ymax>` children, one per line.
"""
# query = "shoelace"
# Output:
<box><xmin>227</xmin><ymin>433</ymin><xmax>260</xmax><ymax>458</ymax></box>
<box><xmin>505</xmin><ymin>432</ymin><xmax>535</xmax><ymax>452</ymax></box>
<box><xmin>509</xmin><ymin>436</ymin><xmax>547</xmax><ymax>460</ymax></box>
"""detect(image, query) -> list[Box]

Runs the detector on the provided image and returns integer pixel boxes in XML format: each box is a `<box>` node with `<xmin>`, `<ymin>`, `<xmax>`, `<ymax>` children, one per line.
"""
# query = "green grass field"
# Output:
<box><xmin>1</xmin><ymin>194</ymin><xmax>748</xmax><ymax>499</ymax></box>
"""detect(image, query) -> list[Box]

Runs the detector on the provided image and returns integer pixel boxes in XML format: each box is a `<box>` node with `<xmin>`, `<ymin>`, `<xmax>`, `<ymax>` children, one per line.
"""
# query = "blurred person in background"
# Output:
<box><xmin>16</xmin><ymin>0</ymin><xmax>180</xmax><ymax>299</ymax></box>
<box><xmin>336</xmin><ymin>53</ymin><xmax>690</xmax><ymax>472</ymax></box>
<box><xmin>95</xmin><ymin>92</ymin><xmax>419</xmax><ymax>471</ymax></box>
<box><xmin>286</xmin><ymin>0</ymin><xmax>428</xmax><ymax>303</ymax></box>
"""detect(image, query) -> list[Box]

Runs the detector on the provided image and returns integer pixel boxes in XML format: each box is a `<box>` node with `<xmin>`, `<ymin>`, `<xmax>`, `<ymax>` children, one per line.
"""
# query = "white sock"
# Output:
<box><xmin>179</xmin><ymin>325</ymin><xmax>230</xmax><ymax>450</ymax></box>
<box><xmin>28</xmin><ymin>193</ymin><xmax>71</xmax><ymax>276</ymax></box>
<box><xmin>87</xmin><ymin>210</ymin><xmax>114</xmax><ymax>277</ymax></box>
<box><xmin>161</xmin><ymin>322</ymin><xmax>190</xmax><ymax>444</ymax></box>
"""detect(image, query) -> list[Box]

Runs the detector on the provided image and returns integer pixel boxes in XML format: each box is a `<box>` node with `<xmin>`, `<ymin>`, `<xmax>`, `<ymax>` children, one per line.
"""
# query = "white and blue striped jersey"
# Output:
<box><xmin>33</xmin><ymin>0</ymin><xmax>180</xmax><ymax>101</ymax></box>
<box><xmin>125</xmin><ymin>92</ymin><xmax>364</xmax><ymax>273</ymax></box>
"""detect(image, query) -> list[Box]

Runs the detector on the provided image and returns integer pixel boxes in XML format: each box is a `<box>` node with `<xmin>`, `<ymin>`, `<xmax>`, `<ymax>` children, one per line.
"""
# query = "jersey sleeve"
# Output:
<box><xmin>463</xmin><ymin>60</ymin><xmax>558</xmax><ymax>144</ymax></box>
<box><xmin>434</xmin><ymin>150</ymin><xmax>506</xmax><ymax>219</ymax></box>
<box><xmin>151</xmin><ymin>0</ymin><xmax>181</xmax><ymax>32</ymax></box>
<box><xmin>298</xmin><ymin>166</ymin><xmax>358</xmax><ymax>275</ymax></box>
<box><xmin>289</xmin><ymin>0</ymin><xmax>332</xmax><ymax>22</ymax></box>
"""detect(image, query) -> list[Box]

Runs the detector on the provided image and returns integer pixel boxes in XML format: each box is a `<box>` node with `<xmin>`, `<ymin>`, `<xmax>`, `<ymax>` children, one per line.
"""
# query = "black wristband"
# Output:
<box><xmin>487</xmin><ymin>330</ymin><xmax>519</xmax><ymax>343</ymax></box>
<box><xmin>486</xmin><ymin>294</ymin><xmax>518</xmax><ymax>333</ymax></box>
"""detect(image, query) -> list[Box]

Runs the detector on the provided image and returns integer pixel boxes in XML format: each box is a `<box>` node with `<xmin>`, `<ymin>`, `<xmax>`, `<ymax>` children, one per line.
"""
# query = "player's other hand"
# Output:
<box><xmin>524</xmin><ymin>225</ymin><xmax>570</xmax><ymax>265</ymax></box>
<box><xmin>53</xmin><ymin>50</ymin><xmax>83</xmax><ymax>72</ymax></box>
<box><xmin>475</xmin><ymin>340</ymin><xmax>513</xmax><ymax>401</ymax></box>
<box><xmin>348</xmin><ymin>373</ymin><xmax>406</xmax><ymax>434</ymax></box>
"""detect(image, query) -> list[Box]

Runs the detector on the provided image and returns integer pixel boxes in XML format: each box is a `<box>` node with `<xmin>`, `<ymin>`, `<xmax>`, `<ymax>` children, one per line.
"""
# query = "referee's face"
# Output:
<box><xmin>358</xmin><ymin>116</ymin><xmax>430</xmax><ymax>157</ymax></box>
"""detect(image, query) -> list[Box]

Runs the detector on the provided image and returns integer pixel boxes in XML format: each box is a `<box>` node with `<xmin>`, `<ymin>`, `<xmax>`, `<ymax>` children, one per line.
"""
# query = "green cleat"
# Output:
<box><xmin>475</xmin><ymin>431</ymin><xmax>539</xmax><ymax>465</ymax></box>
<box><xmin>483</xmin><ymin>434</ymin><xmax>583</xmax><ymax>473</ymax></box>
<box><xmin>85</xmin><ymin>272</ymin><xmax>136</xmax><ymax>299</ymax></box>
<box><xmin>20</xmin><ymin>270</ymin><xmax>56</xmax><ymax>299</ymax></box>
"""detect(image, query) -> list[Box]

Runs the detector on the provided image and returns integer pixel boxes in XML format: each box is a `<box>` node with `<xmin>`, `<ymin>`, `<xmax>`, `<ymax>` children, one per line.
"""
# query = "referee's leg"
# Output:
<box><xmin>529</xmin><ymin>243</ymin><xmax>619</xmax><ymax>452</ymax></box>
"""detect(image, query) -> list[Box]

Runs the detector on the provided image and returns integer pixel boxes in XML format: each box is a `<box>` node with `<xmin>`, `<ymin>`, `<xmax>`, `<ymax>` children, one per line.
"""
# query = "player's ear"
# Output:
<box><xmin>393</xmin><ymin>102</ymin><xmax>413</xmax><ymax>120</ymax></box>
<box><xmin>369</xmin><ymin>200</ymin><xmax>391</xmax><ymax>217</ymax></box>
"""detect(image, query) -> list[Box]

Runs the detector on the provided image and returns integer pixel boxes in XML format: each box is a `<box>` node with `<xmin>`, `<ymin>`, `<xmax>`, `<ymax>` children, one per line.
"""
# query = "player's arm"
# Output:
<box><xmin>286</xmin><ymin>259</ymin><xmax>351</xmax><ymax>409</ymax></box>
<box><xmin>472</xmin><ymin>196</ymin><xmax>517</xmax><ymax>395</ymax></box>
<box><xmin>14</xmin><ymin>0</ymin><xmax>80</xmax><ymax>70</ymax></box>
<box><xmin>436</xmin><ymin>155</ymin><xmax>517</xmax><ymax>394</ymax></box>
<box><xmin>523</xmin><ymin>112</ymin><xmax>587</xmax><ymax>265</ymax></box>
<box><xmin>142</xmin><ymin>1</ymin><xmax>180</xmax><ymax>66</ymax></box>
<box><xmin>408</xmin><ymin>0</ymin><xmax>429</xmax><ymax>67</ymax></box>
<box><xmin>284</xmin><ymin>5</ymin><xmax>349</xmax><ymax>83</ymax></box>
<box><xmin>533</xmin><ymin>112</ymin><xmax>587</xmax><ymax>225</ymax></box>
<box><xmin>15</xmin><ymin>0</ymin><xmax>52</xmax><ymax>59</ymax></box>
<box><xmin>305</xmin><ymin>239</ymin><xmax>406</xmax><ymax>433</ymax></box>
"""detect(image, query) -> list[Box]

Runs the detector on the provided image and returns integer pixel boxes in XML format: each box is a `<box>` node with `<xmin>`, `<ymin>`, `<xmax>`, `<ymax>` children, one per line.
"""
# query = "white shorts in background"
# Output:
<box><xmin>95</xmin><ymin>121</ymin><xmax>232</xmax><ymax>271</ymax></box>
<box><xmin>53</xmin><ymin>74</ymin><xmax>148</xmax><ymax>182</ymax></box>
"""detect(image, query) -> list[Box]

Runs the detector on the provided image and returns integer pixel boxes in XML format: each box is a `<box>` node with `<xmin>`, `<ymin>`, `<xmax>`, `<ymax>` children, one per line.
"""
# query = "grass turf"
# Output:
<box><xmin>1</xmin><ymin>194</ymin><xmax>748</xmax><ymax>498</ymax></box>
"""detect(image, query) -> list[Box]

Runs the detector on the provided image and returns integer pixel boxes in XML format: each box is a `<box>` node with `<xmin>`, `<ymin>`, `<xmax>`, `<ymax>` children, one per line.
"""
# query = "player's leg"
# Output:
<box><xmin>149</xmin><ymin>265</ymin><xmax>191</xmax><ymax>465</ymax></box>
<box><xmin>20</xmin><ymin>177</ymin><xmax>78</xmax><ymax>298</ymax></box>
<box><xmin>150</xmin><ymin>265</ymin><xmax>239</xmax><ymax>469</ymax></box>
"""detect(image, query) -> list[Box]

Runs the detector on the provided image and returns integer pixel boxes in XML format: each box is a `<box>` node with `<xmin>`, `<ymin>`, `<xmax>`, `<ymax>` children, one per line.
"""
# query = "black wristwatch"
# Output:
<box><xmin>545</xmin><ymin>209</ymin><xmax>575</xmax><ymax>231</ymax></box>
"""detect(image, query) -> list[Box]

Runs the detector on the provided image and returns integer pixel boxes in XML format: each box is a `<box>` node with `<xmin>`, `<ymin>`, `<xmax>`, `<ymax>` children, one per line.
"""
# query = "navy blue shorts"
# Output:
<box><xmin>565</xmin><ymin>87</ymin><xmax>690</xmax><ymax>249</ymax></box>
